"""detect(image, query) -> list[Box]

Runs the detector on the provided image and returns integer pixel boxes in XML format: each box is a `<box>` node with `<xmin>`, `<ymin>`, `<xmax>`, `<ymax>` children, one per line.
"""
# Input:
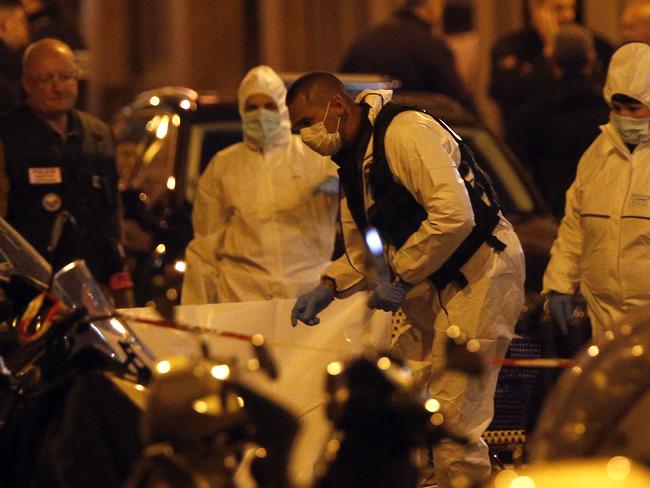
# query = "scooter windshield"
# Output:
<box><xmin>0</xmin><ymin>218</ymin><xmax>153</xmax><ymax>378</ymax></box>
<box><xmin>52</xmin><ymin>260</ymin><xmax>154</xmax><ymax>369</ymax></box>
<box><xmin>0</xmin><ymin>217</ymin><xmax>51</xmax><ymax>287</ymax></box>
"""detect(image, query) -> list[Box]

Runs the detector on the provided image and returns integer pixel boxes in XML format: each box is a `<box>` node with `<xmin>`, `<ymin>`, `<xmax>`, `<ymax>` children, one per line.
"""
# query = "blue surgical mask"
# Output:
<box><xmin>611</xmin><ymin>113</ymin><xmax>650</xmax><ymax>145</ymax></box>
<box><xmin>242</xmin><ymin>108</ymin><xmax>282</xmax><ymax>149</ymax></box>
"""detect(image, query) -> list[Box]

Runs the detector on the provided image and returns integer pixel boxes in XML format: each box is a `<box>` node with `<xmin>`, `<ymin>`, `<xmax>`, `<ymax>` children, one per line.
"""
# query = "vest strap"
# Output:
<box><xmin>486</xmin><ymin>234</ymin><xmax>507</xmax><ymax>252</ymax></box>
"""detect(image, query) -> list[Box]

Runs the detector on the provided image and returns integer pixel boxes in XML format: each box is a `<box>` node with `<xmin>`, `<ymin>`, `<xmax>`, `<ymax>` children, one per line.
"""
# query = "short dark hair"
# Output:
<box><xmin>612</xmin><ymin>93</ymin><xmax>643</xmax><ymax>105</ymax></box>
<box><xmin>286</xmin><ymin>71</ymin><xmax>346</xmax><ymax>107</ymax></box>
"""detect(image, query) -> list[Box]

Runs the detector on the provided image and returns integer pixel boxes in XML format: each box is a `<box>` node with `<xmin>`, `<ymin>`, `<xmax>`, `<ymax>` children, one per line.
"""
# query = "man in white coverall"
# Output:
<box><xmin>181</xmin><ymin>65</ymin><xmax>338</xmax><ymax>304</ymax></box>
<box><xmin>544</xmin><ymin>42</ymin><xmax>650</xmax><ymax>343</ymax></box>
<box><xmin>286</xmin><ymin>72</ymin><xmax>525</xmax><ymax>488</ymax></box>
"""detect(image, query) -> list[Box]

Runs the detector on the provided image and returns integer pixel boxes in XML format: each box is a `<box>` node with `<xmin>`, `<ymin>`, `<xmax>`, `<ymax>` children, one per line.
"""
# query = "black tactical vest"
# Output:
<box><xmin>337</xmin><ymin>101</ymin><xmax>505</xmax><ymax>290</ymax></box>
<box><xmin>0</xmin><ymin>106</ymin><xmax>122</xmax><ymax>283</ymax></box>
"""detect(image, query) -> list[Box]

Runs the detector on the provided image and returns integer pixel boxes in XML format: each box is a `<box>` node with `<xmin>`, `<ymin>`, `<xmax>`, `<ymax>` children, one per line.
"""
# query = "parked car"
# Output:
<box><xmin>111</xmin><ymin>79</ymin><xmax>557</xmax><ymax>309</ymax></box>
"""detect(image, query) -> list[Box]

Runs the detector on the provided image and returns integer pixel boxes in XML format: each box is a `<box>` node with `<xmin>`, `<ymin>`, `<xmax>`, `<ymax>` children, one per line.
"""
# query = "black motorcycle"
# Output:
<box><xmin>0</xmin><ymin>218</ymin><xmax>153</xmax><ymax>487</ymax></box>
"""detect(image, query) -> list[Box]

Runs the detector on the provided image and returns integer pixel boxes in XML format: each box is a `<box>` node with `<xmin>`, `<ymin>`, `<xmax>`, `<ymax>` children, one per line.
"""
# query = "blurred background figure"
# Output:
<box><xmin>19</xmin><ymin>0</ymin><xmax>83</xmax><ymax>48</ymax></box>
<box><xmin>619</xmin><ymin>0</ymin><xmax>650</xmax><ymax>45</ymax></box>
<box><xmin>490</xmin><ymin>0</ymin><xmax>614</xmax><ymax>128</ymax></box>
<box><xmin>181</xmin><ymin>65</ymin><xmax>339</xmax><ymax>305</ymax></box>
<box><xmin>507</xmin><ymin>24</ymin><xmax>609</xmax><ymax>218</ymax></box>
<box><xmin>340</xmin><ymin>0</ymin><xmax>476</xmax><ymax>112</ymax></box>
<box><xmin>0</xmin><ymin>0</ymin><xmax>28</xmax><ymax>113</ymax></box>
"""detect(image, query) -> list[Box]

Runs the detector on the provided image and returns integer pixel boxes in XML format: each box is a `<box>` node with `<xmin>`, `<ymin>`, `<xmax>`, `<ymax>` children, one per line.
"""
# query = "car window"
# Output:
<box><xmin>455</xmin><ymin>127</ymin><xmax>535</xmax><ymax>214</ymax></box>
<box><xmin>113</xmin><ymin>108</ymin><xmax>180</xmax><ymax>209</ymax></box>
<box><xmin>184</xmin><ymin>121</ymin><xmax>242</xmax><ymax>203</ymax></box>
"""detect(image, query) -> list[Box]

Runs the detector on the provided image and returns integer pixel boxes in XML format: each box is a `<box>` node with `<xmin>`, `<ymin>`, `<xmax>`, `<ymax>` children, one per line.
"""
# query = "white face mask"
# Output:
<box><xmin>242</xmin><ymin>108</ymin><xmax>282</xmax><ymax>149</ymax></box>
<box><xmin>300</xmin><ymin>99</ymin><xmax>342</xmax><ymax>156</ymax></box>
<box><xmin>611</xmin><ymin>113</ymin><xmax>650</xmax><ymax>145</ymax></box>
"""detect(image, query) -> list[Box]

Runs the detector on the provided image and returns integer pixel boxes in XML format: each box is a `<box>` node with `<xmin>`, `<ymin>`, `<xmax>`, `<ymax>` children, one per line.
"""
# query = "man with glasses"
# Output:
<box><xmin>0</xmin><ymin>38</ymin><xmax>133</xmax><ymax>306</ymax></box>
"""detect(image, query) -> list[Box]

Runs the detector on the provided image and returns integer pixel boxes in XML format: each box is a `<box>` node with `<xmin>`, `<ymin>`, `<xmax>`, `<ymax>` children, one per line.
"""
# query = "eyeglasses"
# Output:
<box><xmin>28</xmin><ymin>72</ymin><xmax>78</xmax><ymax>87</ymax></box>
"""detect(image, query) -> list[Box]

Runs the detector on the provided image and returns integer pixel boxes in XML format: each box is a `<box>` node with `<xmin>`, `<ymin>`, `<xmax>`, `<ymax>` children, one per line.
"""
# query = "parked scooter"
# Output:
<box><xmin>0</xmin><ymin>218</ymin><xmax>154</xmax><ymax>487</ymax></box>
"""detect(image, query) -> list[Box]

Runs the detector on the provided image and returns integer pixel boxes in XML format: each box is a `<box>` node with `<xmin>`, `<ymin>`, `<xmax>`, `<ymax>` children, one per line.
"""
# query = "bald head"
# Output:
<box><xmin>23</xmin><ymin>37</ymin><xmax>75</xmax><ymax>72</ymax></box>
<box><xmin>21</xmin><ymin>38</ymin><xmax>78</xmax><ymax>119</ymax></box>
<box><xmin>620</xmin><ymin>0</ymin><xmax>650</xmax><ymax>45</ymax></box>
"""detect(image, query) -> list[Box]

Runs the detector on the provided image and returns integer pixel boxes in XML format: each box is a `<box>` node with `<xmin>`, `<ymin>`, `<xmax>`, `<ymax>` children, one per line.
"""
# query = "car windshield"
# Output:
<box><xmin>114</xmin><ymin>107</ymin><xmax>180</xmax><ymax>209</ymax></box>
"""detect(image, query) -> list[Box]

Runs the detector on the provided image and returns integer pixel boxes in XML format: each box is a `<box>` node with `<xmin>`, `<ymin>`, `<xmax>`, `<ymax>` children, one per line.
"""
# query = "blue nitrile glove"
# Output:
<box><xmin>367</xmin><ymin>279</ymin><xmax>414</xmax><ymax>313</ymax></box>
<box><xmin>547</xmin><ymin>292</ymin><xmax>574</xmax><ymax>335</ymax></box>
<box><xmin>313</xmin><ymin>175</ymin><xmax>339</xmax><ymax>195</ymax></box>
<box><xmin>291</xmin><ymin>284</ymin><xmax>336</xmax><ymax>327</ymax></box>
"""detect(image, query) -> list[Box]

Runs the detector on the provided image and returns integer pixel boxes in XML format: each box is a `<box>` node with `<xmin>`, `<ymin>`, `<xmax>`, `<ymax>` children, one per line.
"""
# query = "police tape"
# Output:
<box><xmin>117</xmin><ymin>313</ymin><xmax>345</xmax><ymax>353</ymax></box>
<box><xmin>117</xmin><ymin>314</ymin><xmax>579</xmax><ymax>367</ymax></box>
<box><xmin>485</xmin><ymin>358</ymin><xmax>575</xmax><ymax>368</ymax></box>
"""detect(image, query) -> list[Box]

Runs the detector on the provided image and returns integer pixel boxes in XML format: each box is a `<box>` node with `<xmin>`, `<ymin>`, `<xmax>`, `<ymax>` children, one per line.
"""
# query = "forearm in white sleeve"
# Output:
<box><xmin>323</xmin><ymin>194</ymin><xmax>370</xmax><ymax>295</ymax></box>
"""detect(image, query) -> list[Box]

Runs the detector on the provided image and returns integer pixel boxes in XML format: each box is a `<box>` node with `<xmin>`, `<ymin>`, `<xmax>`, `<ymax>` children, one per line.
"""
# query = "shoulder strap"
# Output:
<box><xmin>373</xmin><ymin>101</ymin><xmax>502</xmax><ymax>211</ymax></box>
<box><xmin>433</xmin><ymin>116</ymin><xmax>502</xmax><ymax>212</ymax></box>
<box><xmin>372</xmin><ymin>101</ymin><xmax>418</xmax><ymax>165</ymax></box>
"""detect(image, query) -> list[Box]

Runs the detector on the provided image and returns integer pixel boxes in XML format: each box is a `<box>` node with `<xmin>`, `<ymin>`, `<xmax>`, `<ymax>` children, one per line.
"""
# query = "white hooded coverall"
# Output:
<box><xmin>182</xmin><ymin>66</ymin><xmax>338</xmax><ymax>304</ymax></box>
<box><xmin>324</xmin><ymin>90</ymin><xmax>525</xmax><ymax>487</ymax></box>
<box><xmin>543</xmin><ymin>43</ymin><xmax>650</xmax><ymax>342</ymax></box>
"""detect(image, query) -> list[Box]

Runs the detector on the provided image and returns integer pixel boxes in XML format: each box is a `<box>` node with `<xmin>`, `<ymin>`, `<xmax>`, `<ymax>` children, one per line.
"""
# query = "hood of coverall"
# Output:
<box><xmin>603</xmin><ymin>42</ymin><xmax>650</xmax><ymax>107</ymax></box>
<box><xmin>355</xmin><ymin>89</ymin><xmax>394</xmax><ymax>122</ymax></box>
<box><xmin>238</xmin><ymin>65</ymin><xmax>292</xmax><ymax>150</ymax></box>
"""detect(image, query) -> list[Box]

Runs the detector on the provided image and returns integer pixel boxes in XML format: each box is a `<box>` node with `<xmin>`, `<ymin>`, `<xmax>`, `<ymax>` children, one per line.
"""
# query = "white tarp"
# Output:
<box><xmin>123</xmin><ymin>291</ymin><xmax>392</xmax><ymax>486</ymax></box>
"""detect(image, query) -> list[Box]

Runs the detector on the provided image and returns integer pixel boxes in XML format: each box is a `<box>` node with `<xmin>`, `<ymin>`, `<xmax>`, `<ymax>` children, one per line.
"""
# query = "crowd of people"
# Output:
<box><xmin>0</xmin><ymin>0</ymin><xmax>650</xmax><ymax>487</ymax></box>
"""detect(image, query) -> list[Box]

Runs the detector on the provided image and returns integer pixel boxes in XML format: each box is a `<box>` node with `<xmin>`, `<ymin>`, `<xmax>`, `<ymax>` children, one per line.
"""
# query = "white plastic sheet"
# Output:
<box><xmin>123</xmin><ymin>291</ymin><xmax>392</xmax><ymax>486</ymax></box>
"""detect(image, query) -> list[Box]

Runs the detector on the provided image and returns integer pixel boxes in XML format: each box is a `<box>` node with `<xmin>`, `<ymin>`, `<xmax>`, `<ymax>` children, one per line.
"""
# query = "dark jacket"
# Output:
<box><xmin>341</xmin><ymin>9</ymin><xmax>475</xmax><ymax>111</ymax></box>
<box><xmin>506</xmin><ymin>74</ymin><xmax>610</xmax><ymax>217</ymax></box>
<box><xmin>490</xmin><ymin>27</ymin><xmax>614</xmax><ymax>125</ymax></box>
<box><xmin>0</xmin><ymin>105</ymin><xmax>123</xmax><ymax>284</ymax></box>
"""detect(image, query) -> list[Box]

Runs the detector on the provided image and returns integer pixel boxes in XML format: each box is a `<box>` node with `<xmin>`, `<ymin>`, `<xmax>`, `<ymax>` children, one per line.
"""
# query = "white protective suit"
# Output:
<box><xmin>543</xmin><ymin>43</ymin><xmax>650</xmax><ymax>342</ymax></box>
<box><xmin>182</xmin><ymin>66</ymin><xmax>338</xmax><ymax>304</ymax></box>
<box><xmin>324</xmin><ymin>90</ymin><xmax>525</xmax><ymax>488</ymax></box>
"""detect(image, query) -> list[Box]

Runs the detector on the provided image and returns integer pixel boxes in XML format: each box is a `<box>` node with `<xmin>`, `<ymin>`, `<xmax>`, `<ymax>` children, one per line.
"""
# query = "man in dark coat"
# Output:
<box><xmin>340</xmin><ymin>0</ymin><xmax>475</xmax><ymax>111</ymax></box>
<box><xmin>0</xmin><ymin>38</ymin><xmax>133</xmax><ymax>306</ymax></box>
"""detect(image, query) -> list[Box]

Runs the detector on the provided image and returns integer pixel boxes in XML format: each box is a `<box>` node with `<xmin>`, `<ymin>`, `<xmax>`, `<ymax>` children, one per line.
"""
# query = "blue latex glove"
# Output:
<box><xmin>547</xmin><ymin>292</ymin><xmax>574</xmax><ymax>335</ymax></box>
<box><xmin>291</xmin><ymin>284</ymin><xmax>335</xmax><ymax>327</ymax></box>
<box><xmin>313</xmin><ymin>175</ymin><xmax>339</xmax><ymax>195</ymax></box>
<box><xmin>367</xmin><ymin>280</ymin><xmax>413</xmax><ymax>313</ymax></box>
